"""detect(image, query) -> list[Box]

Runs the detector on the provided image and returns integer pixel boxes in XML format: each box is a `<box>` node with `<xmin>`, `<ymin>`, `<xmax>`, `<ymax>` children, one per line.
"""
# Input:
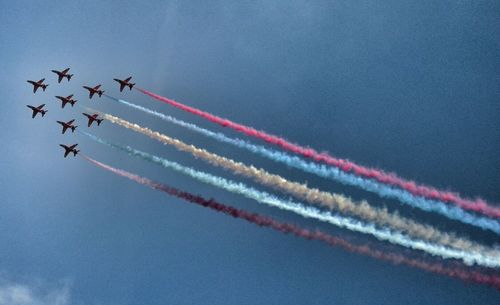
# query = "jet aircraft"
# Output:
<box><xmin>82</xmin><ymin>113</ymin><xmax>103</xmax><ymax>127</ymax></box>
<box><xmin>59</xmin><ymin>144</ymin><xmax>79</xmax><ymax>158</ymax></box>
<box><xmin>26</xmin><ymin>104</ymin><xmax>48</xmax><ymax>118</ymax></box>
<box><xmin>55</xmin><ymin>94</ymin><xmax>77</xmax><ymax>108</ymax></box>
<box><xmin>113</xmin><ymin>76</ymin><xmax>135</xmax><ymax>92</ymax></box>
<box><xmin>57</xmin><ymin>119</ymin><xmax>77</xmax><ymax>134</ymax></box>
<box><xmin>83</xmin><ymin>84</ymin><xmax>104</xmax><ymax>99</ymax></box>
<box><xmin>51</xmin><ymin>68</ymin><xmax>73</xmax><ymax>83</ymax></box>
<box><xmin>27</xmin><ymin>78</ymin><xmax>49</xmax><ymax>93</ymax></box>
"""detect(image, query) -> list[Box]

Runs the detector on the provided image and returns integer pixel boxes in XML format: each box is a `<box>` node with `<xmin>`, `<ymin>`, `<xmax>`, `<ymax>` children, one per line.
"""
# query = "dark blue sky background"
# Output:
<box><xmin>0</xmin><ymin>1</ymin><xmax>499</xmax><ymax>304</ymax></box>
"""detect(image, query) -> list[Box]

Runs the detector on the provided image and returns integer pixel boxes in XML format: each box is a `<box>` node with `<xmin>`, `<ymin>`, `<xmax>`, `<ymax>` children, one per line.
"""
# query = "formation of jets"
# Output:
<box><xmin>26</xmin><ymin>71</ymin><xmax>135</xmax><ymax>158</ymax></box>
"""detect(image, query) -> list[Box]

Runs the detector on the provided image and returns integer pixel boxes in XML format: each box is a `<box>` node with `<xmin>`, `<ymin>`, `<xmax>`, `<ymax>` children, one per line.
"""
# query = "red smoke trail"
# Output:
<box><xmin>135</xmin><ymin>88</ymin><xmax>500</xmax><ymax>219</ymax></box>
<box><xmin>82</xmin><ymin>154</ymin><xmax>500</xmax><ymax>289</ymax></box>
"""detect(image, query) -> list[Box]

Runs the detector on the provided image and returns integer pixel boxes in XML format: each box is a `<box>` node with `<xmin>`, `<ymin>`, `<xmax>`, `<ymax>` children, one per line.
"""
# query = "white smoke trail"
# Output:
<box><xmin>94</xmin><ymin>112</ymin><xmax>496</xmax><ymax>256</ymax></box>
<box><xmin>79</xmin><ymin>131</ymin><xmax>500</xmax><ymax>268</ymax></box>
<box><xmin>103</xmin><ymin>95</ymin><xmax>499</xmax><ymax>234</ymax></box>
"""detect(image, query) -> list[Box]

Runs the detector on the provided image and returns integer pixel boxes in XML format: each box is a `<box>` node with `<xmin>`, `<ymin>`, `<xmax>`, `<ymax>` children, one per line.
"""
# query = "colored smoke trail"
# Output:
<box><xmin>81</xmin><ymin>154</ymin><xmax>500</xmax><ymax>288</ymax></box>
<box><xmin>103</xmin><ymin>95</ymin><xmax>500</xmax><ymax>234</ymax></box>
<box><xmin>136</xmin><ymin>88</ymin><xmax>500</xmax><ymax>219</ymax></box>
<box><xmin>79</xmin><ymin>132</ymin><xmax>500</xmax><ymax>267</ymax></box>
<box><xmin>95</xmin><ymin>113</ymin><xmax>495</xmax><ymax>256</ymax></box>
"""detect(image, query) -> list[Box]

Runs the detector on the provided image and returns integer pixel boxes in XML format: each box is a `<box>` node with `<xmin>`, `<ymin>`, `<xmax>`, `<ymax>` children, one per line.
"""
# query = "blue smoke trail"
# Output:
<box><xmin>103</xmin><ymin>95</ymin><xmax>500</xmax><ymax>234</ymax></box>
<box><xmin>79</xmin><ymin>130</ymin><xmax>500</xmax><ymax>268</ymax></box>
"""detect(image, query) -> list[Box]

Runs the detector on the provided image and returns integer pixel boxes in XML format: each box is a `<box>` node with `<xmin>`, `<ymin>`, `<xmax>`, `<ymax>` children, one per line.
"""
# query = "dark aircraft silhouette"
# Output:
<box><xmin>59</xmin><ymin>144</ymin><xmax>79</xmax><ymax>157</ymax></box>
<box><xmin>83</xmin><ymin>84</ymin><xmax>104</xmax><ymax>99</ymax></box>
<box><xmin>51</xmin><ymin>68</ymin><xmax>73</xmax><ymax>83</ymax></box>
<box><xmin>26</xmin><ymin>104</ymin><xmax>48</xmax><ymax>118</ymax></box>
<box><xmin>113</xmin><ymin>76</ymin><xmax>135</xmax><ymax>92</ymax></box>
<box><xmin>55</xmin><ymin>94</ymin><xmax>77</xmax><ymax>108</ymax></box>
<box><xmin>27</xmin><ymin>78</ymin><xmax>48</xmax><ymax>93</ymax></box>
<box><xmin>82</xmin><ymin>113</ymin><xmax>103</xmax><ymax>127</ymax></box>
<box><xmin>57</xmin><ymin>119</ymin><xmax>77</xmax><ymax>134</ymax></box>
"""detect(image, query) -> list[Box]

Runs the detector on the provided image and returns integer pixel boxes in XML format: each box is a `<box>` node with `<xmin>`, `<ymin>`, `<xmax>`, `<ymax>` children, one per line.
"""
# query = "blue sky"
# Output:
<box><xmin>0</xmin><ymin>1</ymin><xmax>499</xmax><ymax>304</ymax></box>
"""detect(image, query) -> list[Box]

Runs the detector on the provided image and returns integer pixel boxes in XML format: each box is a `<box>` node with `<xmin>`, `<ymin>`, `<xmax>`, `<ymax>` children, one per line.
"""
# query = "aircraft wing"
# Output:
<box><xmin>89</xmin><ymin>92</ymin><xmax>94</xmax><ymax>99</ymax></box>
<box><xmin>33</xmin><ymin>86</ymin><xmax>38</xmax><ymax>93</ymax></box>
<box><xmin>64</xmin><ymin>150</ymin><xmax>70</xmax><ymax>157</ymax></box>
<box><xmin>32</xmin><ymin>110</ymin><xmax>37</xmax><ymax>118</ymax></box>
<box><xmin>38</xmin><ymin>104</ymin><xmax>45</xmax><ymax>109</ymax></box>
<box><xmin>94</xmin><ymin>85</ymin><xmax>101</xmax><ymax>90</ymax></box>
<box><xmin>62</xmin><ymin>68</ymin><xmax>70</xmax><ymax>74</ymax></box>
<box><xmin>120</xmin><ymin>83</ymin><xmax>126</xmax><ymax>91</ymax></box>
<box><xmin>69</xmin><ymin>144</ymin><xmax>78</xmax><ymax>149</ymax></box>
<box><xmin>38</xmin><ymin>78</ymin><xmax>45</xmax><ymax>84</ymax></box>
<box><xmin>58</xmin><ymin>75</ymin><xmax>63</xmax><ymax>83</ymax></box>
<box><xmin>125</xmin><ymin>77</ymin><xmax>132</xmax><ymax>82</ymax></box>
<box><xmin>67</xmin><ymin>119</ymin><xmax>75</xmax><ymax>124</ymax></box>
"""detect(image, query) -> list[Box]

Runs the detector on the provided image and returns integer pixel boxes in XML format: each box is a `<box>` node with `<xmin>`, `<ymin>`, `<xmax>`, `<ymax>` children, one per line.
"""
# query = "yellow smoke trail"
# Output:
<box><xmin>100</xmin><ymin>112</ymin><xmax>497</xmax><ymax>256</ymax></box>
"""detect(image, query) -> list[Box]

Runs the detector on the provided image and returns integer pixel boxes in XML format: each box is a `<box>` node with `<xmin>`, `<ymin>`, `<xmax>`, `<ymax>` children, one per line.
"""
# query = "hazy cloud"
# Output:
<box><xmin>0</xmin><ymin>276</ymin><xmax>71</xmax><ymax>305</ymax></box>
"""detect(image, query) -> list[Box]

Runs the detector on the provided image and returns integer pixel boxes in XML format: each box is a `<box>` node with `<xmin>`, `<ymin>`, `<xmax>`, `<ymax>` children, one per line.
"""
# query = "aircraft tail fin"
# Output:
<box><xmin>42</xmin><ymin>110</ymin><xmax>47</xmax><ymax>117</ymax></box>
<box><xmin>72</xmin><ymin>126</ymin><xmax>77</xmax><ymax>133</ymax></box>
<box><xmin>129</xmin><ymin>83</ymin><xmax>135</xmax><ymax>90</ymax></box>
<box><xmin>97</xmin><ymin>119</ymin><xmax>103</xmax><ymax>126</ymax></box>
<box><xmin>68</xmin><ymin>74</ymin><xmax>73</xmax><ymax>81</ymax></box>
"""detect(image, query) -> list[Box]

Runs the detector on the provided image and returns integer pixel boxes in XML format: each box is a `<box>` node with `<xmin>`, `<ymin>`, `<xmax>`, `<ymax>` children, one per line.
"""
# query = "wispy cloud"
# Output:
<box><xmin>0</xmin><ymin>276</ymin><xmax>71</xmax><ymax>305</ymax></box>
